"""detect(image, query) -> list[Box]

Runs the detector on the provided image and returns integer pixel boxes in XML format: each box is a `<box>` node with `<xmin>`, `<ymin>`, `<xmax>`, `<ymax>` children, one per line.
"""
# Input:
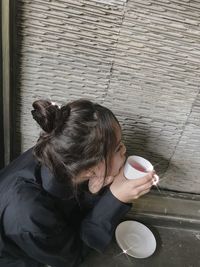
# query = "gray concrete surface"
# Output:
<box><xmin>81</xmin><ymin>191</ymin><xmax>200</xmax><ymax>267</ymax></box>
<box><xmin>81</xmin><ymin>223</ymin><xmax>200</xmax><ymax>267</ymax></box>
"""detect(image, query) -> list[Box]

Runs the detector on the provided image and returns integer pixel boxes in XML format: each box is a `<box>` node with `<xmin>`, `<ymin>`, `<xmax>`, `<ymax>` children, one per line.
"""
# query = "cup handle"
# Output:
<box><xmin>153</xmin><ymin>174</ymin><xmax>159</xmax><ymax>185</ymax></box>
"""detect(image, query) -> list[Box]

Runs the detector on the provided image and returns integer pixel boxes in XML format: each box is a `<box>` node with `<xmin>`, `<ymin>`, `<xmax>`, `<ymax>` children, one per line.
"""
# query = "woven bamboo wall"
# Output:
<box><xmin>16</xmin><ymin>0</ymin><xmax>200</xmax><ymax>194</ymax></box>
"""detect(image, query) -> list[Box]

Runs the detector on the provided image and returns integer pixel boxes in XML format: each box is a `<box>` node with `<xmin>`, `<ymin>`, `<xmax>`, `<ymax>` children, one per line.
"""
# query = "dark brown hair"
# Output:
<box><xmin>32</xmin><ymin>99</ymin><xmax>120</xmax><ymax>186</ymax></box>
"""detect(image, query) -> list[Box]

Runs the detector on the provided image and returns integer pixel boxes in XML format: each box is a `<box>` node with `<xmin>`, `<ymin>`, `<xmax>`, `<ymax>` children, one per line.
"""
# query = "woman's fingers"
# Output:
<box><xmin>135</xmin><ymin>180</ymin><xmax>153</xmax><ymax>192</ymax></box>
<box><xmin>128</xmin><ymin>172</ymin><xmax>154</xmax><ymax>187</ymax></box>
<box><xmin>128</xmin><ymin>180</ymin><xmax>153</xmax><ymax>199</ymax></box>
<box><xmin>137</xmin><ymin>188</ymin><xmax>151</xmax><ymax>198</ymax></box>
<box><xmin>110</xmin><ymin>169</ymin><xmax>156</xmax><ymax>203</ymax></box>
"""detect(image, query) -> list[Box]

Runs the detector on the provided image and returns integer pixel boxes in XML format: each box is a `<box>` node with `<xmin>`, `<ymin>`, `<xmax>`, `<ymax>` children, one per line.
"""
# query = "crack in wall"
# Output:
<box><xmin>102</xmin><ymin>0</ymin><xmax>129</xmax><ymax>104</ymax></box>
<box><xmin>163</xmin><ymin>86</ymin><xmax>200</xmax><ymax>178</ymax></box>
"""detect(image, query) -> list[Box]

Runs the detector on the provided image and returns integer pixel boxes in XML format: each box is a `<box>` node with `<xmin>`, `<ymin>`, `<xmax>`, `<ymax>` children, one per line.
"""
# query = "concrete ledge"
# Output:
<box><xmin>126</xmin><ymin>189</ymin><xmax>200</xmax><ymax>230</ymax></box>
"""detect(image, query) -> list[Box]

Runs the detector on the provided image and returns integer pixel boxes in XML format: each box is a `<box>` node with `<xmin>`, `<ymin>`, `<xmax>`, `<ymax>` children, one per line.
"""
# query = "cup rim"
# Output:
<box><xmin>127</xmin><ymin>155</ymin><xmax>153</xmax><ymax>172</ymax></box>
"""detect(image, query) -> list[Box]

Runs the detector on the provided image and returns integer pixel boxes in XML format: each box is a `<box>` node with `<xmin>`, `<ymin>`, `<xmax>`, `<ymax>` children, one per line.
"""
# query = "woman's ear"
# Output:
<box><xmin>88</xmin><ymin>175</ymin><xmax>114</xmax><ymax>194</ymax></box>
<box><xmin>88</xmin><ymin>175</ymin><xmax>104</xmax><ymax>194</ymax></box>
<box><xmin>103</xmin><ymin>175</ymin><xmax>114</xmax><ymax>186</ymax></box>
<box><xmin>73</xmin><ymin>168</ymin><xmax>94</xmax><ymax>184</ymax></box>
<box><xmin>84</xmin><ymin>161</ymin><xmax>106</xmax><ymax>193</ymax></box>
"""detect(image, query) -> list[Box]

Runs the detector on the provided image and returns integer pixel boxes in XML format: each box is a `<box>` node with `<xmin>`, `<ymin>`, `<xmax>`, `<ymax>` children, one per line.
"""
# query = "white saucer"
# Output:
<box><xmin>115</xmin><ymin>220</ymin><xmax>156</xmax><ymax>258</ymax></box>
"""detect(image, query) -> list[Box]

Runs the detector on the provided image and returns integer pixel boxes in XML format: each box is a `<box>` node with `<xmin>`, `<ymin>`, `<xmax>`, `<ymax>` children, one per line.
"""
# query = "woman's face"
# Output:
<box><xmin>107</xmin><ymin>125</ymin><xmax>126</xmax><ymax>177</ymax></box>
<box><xmin>84</xmin><ymin>124</ymin><xmax>127</xmax><ymax>193</ymax></box>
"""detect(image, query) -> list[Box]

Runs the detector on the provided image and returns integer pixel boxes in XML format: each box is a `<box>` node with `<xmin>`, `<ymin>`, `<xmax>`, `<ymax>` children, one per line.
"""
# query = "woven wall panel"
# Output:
<box><xmin>17</xmin><ymin>0</ymin><xmax>200</xmax><ymax>193</ymax></box>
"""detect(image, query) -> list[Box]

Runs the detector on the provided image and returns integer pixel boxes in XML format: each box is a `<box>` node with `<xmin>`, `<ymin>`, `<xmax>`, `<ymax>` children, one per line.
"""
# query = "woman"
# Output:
<box><xmin>0</xmin><ymin>99</ymin><xmax>154</xmax><ymax>267</ymax></box>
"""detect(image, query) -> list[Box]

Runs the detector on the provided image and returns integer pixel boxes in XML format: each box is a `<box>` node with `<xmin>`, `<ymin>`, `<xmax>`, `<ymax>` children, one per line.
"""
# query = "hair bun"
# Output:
<box><xmin>31</xmin><ymin>100</ymin><xmax>60</xmax><ymax>133</ymax></box>
<box><xmin>60</xmin><ymin>105</ymin><xmax>71</xmax><ymax>120</ymax></box>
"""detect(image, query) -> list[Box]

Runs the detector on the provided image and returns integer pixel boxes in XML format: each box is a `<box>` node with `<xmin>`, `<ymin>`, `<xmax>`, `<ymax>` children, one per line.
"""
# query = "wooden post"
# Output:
<box><xmin>1</xmin><ymin>0</ymin><xmax>17</xmax><ymax>166</ymax></box>
<box><xmin>0</xmin><ymin>0</ymin><xmax>4</xmax><ymax>168</ymax></box>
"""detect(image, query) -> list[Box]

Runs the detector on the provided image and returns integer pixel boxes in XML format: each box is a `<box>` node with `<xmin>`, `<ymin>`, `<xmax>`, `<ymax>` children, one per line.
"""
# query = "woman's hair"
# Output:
<box><xmin>31</xmin><ymin>99</ymin><xmax>120</xmax><ymax>186</ymax></box>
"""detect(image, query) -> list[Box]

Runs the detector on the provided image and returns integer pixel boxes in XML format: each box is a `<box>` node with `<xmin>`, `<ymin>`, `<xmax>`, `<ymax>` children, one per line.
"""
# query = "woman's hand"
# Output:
<box><xmin>109</xmin><ymin>167</ymin><xmax>154</xmax><ymax>203</ymax></box>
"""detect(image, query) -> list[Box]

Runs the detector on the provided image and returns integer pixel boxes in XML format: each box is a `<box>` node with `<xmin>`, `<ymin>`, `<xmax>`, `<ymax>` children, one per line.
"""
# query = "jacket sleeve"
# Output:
<box><xmin>80</xmin><ymin>188</ymin><xmax>132</xmax><ymax>252</ymax></box>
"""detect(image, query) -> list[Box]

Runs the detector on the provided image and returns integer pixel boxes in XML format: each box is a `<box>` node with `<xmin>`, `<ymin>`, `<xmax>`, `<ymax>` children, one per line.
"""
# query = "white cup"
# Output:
<box><xmin>124</xmin><ymin>155</ymin><xmax>159</xmax><ymax>185</ymax></box>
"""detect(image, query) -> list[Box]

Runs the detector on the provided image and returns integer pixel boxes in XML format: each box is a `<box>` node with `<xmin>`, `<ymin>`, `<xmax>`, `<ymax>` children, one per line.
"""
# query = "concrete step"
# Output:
<box><xmin>81</xmin><ymin>190</ymin><xmax>200</xmax><ymax>267</ymax></box>
<box><xmin>81</xmin><ymin>225</ymin><xmax>200</xmax><ymax>267</ymax></box>
<box><xmin>128</xmin><ymin>189</ymin><xmax>200</xmax><ymax>231</ymax></box>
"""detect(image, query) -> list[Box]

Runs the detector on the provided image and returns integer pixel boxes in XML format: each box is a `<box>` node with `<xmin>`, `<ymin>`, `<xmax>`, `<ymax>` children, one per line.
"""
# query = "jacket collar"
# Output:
<box><xmin>40</xmin><ymin>165</ymin><xmax>73</xmax><ymax>199</ymax></box>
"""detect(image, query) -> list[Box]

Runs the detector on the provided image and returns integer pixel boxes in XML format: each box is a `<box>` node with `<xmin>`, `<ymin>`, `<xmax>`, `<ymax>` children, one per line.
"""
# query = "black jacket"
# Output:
<box><xmin>0</xmin><ymin>148</ymin><xmax>131</xmax><ymax>267</ymax></box>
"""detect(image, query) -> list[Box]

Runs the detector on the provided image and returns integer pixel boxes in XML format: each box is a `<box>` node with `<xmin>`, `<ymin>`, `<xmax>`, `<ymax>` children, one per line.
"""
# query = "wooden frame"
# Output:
<box><xmin>1</xmin><ymin>0</ymin><xmax>18</xmax><ymax>167</ymax></box>
<box><xmin>0</xmin><ymin>1</ymin><xmax>4</xmax><ymax>168</ymax></box>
